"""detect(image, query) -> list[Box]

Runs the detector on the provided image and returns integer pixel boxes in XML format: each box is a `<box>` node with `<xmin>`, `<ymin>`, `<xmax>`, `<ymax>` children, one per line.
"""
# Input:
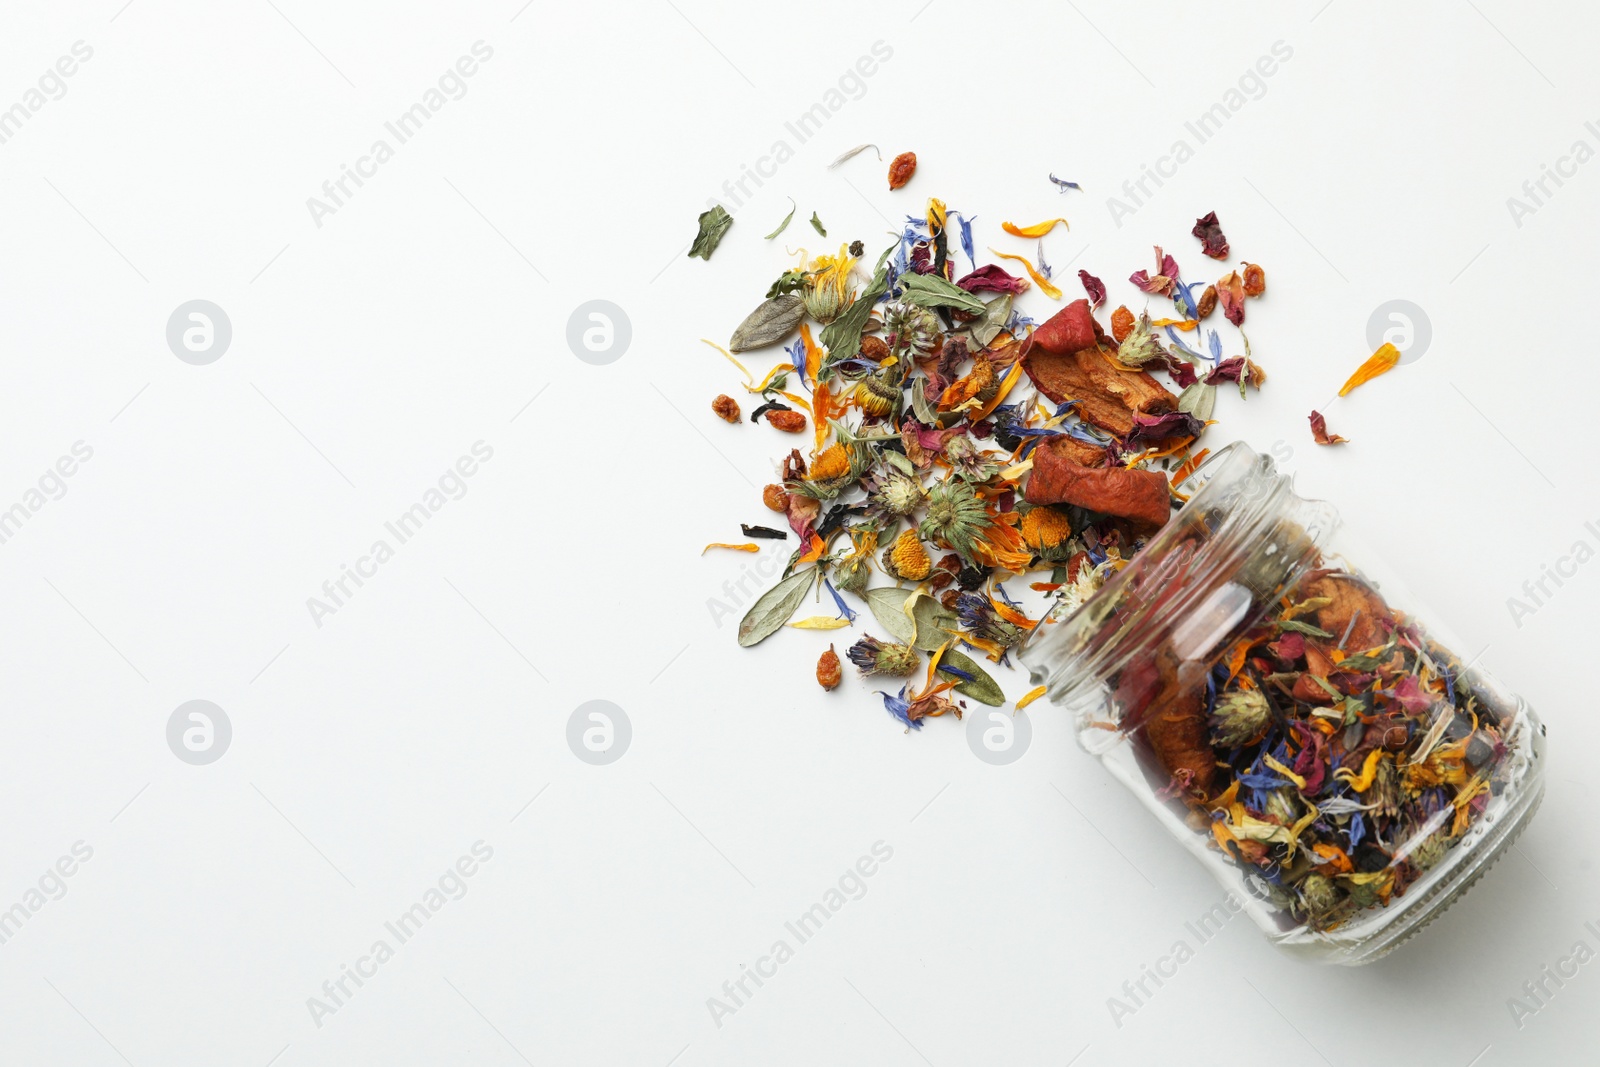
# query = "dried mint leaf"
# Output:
<box><xmin>819</xmin><ymin>241</ymin><xmax>894</xmax><ymax>371</ymax></box>
<box><xmin>688</xmin><ymin>205</ymin><xmax>733</xmax><ymax>261</ymax></box>
<box><xmin>965</xmin><ymin>293</ymin><xmax>1013</xmax><ymax>348</ymax></box>
<box><xmin>765</xmin><ymin>198</ymin><xmax>796</xmax><ymax>240</ymax></box>
<box><xmin>810</xmin><ymin>211</ymin><xmax>827</xmax><ymax>238</ymax></box>
<box><xmin>898</xmin><ymin>273</ymin><xmax>986</xmax><ymax>315</ymax></box>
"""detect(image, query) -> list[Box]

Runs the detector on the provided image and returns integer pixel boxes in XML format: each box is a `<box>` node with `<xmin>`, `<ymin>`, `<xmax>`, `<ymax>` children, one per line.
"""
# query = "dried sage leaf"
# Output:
<box><xmin>865</xmin><ymin>587</ymin><xmax>916</xmax><ymax>645</ymax></box>
<box><xmin>810</xmin><ymin>211</ymin><xmax>827</xmax><ymax>238</ymax></box>
<box><xmin>965</xmin><ymin>293</ymin><xmax>1013</xmax><ymax>348</ymax></box>
<box><xmin>765</xmin><ymin>198</ymin><xmax>796</xmax><ymax>240</ymax></box>
<box><xmin>1177</xmin><ymin>381</ymin><xmax>1216</xmax><ymax>421</ymax></box>
<box><xmin>936</xmin><ymin>648</ymin><xmax>1005</xmax><ymax>706</ymax></box>
<box><xmin>688</xmin><ymin>205</ymin><xmax>733</xmax><ymax>260</ymax></box>
<box><xmin>898</xmin><ymin>273</ymin><xmax>985</xmax><ymax>315</ymax></box>
<box><xmin>909</xmin><ymin>594</ymin><xmax>960</xmax><ymax>652</ymax></box>
<box><xmin>730</xmin><ymin>294</ymin><xmax>805</xmax><ymax>353</ymax></box>
<box><xmin>738</xmin><ymin>568</ymin><xmax>816</xmax><ymax>647</ymax></box>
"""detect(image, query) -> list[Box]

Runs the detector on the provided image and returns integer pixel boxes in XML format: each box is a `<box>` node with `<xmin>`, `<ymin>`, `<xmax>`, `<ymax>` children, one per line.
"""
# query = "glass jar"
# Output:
<box><xmin>1019</xmin><ymin>442</ymin><xmax>1546</xmax><ymax>965</ymax></box>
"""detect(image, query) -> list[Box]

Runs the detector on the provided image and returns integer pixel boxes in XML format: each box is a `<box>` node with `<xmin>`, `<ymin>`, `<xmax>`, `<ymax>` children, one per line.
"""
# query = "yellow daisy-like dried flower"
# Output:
<box><xmin>803</xmin><ymin>244</ymin><xmax>857</xmax><ymax>324</ymax></box>
<box><xmin>1020</xmin><ymin>506</ymin><xmax>1072</xmax><ymax>551</ymax></box>
<box><xmin>888</xmin><ymin>529</ymin><xmax>932</xmax><ymax>581</ymax></box>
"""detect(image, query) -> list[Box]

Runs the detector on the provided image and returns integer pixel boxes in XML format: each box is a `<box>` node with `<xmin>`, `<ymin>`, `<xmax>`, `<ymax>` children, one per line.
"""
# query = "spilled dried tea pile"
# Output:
<box><xmin>696</xmin><ymin>172</ymin><xmax>1274</xmax><ymax>731</ymax></box>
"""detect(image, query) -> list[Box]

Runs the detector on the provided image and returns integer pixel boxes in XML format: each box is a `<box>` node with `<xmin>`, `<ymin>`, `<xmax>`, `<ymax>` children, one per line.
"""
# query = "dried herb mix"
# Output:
<box><xmin>696</xmin><ymin>172</ymin><xmax>1278</xmax><ymax>731</ymax></box>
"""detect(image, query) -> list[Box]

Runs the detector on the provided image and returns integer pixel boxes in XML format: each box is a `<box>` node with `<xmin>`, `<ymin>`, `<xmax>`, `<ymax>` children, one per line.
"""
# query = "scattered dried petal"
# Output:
<box><xmin>1309</xmin><ymin>410</ymin><xmax>1347</xmax><ymax>445</ymax></box>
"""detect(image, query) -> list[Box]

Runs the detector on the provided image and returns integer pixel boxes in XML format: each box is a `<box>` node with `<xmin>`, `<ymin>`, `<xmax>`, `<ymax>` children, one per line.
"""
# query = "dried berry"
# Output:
<box><xmin>765</xmin><ymin>409</ymin><xmax>808</xmax><ymax>433</ymax></box>
<box><xmin>938</xmin><ymin>588</ymin><xmax>962</xmax><ymax>610</ymax></box>
<box><xmin>956</xmin><ymin>565</ymin><xmax>988</xmax><ymax>591</ymax></box>
<box><xmin>1241</xmin><ymin>262</ymin><xmax>1266</xmax><ymax>297</ymax></box>
<box><xmin>712</xmin><ymin>394</ymin><xmax>740</xmax><ymax>423</ymax></box>
<box><xmin>849</xmin><ymin>240</ymin><xmax>865</xmax><ymax>257</ymax></box>
<box><xmin>1110</xmin><ymin>305</ymin><xmax>1136</xmax><ymax>344</ymax></box>
<box><xmin>762</xmin><ymin>484</ymin><xmax>789</xmax><ymax>512</ymax></box>
<box><xmin>1196</xmin><ymin>285</ymin><xmax>1218</xmax><ymax>320</ymax></box>
<box><xmin>817</xmin><ymin>645</ymin><xmax>842</xmax><ymax>690</ymax></box>
<box><xmin>858</xmin><ymin>334</ymin><xmax>890</xmax><ymax>362</ymax></box>
<box><xmin>888</xmin><ymin>151</ymin><xmax>917</xmax><ymax>190</ymax></box>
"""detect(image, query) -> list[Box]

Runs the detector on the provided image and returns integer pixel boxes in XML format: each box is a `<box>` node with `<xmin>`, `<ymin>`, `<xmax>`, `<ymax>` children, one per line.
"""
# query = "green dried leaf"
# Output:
<box><xmin>819</xmin><ymin>241</ymin><xmax>894</xmax><ymax>370</ymax></box>
<box><xmin>883</xmin><ymin>450</ymin><xmax>916</xmax><ymax>476</ymax></box>
<box><xmin>1278</xmin><ymin>619</ymin><xmax>1334</xmax><ymax>639</ymax></box>
<box><xmin>936</xmin><ymin>648</ymin><xmax>1005</xmax><ymax>706</ymax></box>
<box><xmin>810</xmin><ymin>211</ymin><xmax>827</xmax><ymax>238</ymax></box>
<box><xmin>910</xmin><ymin>595</ymin><xmax>960</xmax><ymax>652</ymax></box>
<box><xmin>1178</xmin><ymin>381</ymin><xmax>1216</xmax><ymax>421</ymax></box>
<box><xmin>910</xmin><ymin>378</ymin><xmax>941</xmax><ymax>426</ymax></box>
<box><xmin>738</xmin><ymin>568</ymin><xmax>816</xmax><ymax>647</ymax></box>
<box><xmin>730</xmin><ymin>294</ymin><xmax>806</xmax><ymax>352</ymax></box>
<box><xmin>898</xmin><ymin>273</ymin><xmax>985</xmax><ymax>315</ymax></box>
<box><xmin>965</xmin><ymin>294</ymin><xmax>1013</xmax><ymax>348</ymax></box>
<box><xmin>765</xmin><ymin>198</ymin><xmax>796</xmax><ymax>240</ymax></box>
<box><xmin>688</xmin><ymin>205</ymin><xmax>733</xmax><ymax>261</ymax></box>
<box><xmin>765</xmin><ymin>267</ymin><xmax>807</xmax><ymax>299</ymax></box>
<box><xmin>865</xmin><ymin>587</ymin><xmax>916</xmax><ymax>645</ymax></box>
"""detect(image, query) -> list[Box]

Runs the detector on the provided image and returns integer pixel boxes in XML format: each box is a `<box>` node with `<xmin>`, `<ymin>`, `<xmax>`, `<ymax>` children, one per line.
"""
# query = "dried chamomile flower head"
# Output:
<box><xmin>847</xmin><ymin>634</ymin><xmax>919</xmax><ymax>676</ymax></box>
<box><xmin>871</xmin><ymin>469</ymin><xmax>925</xmax><ymax>518</ymax></box>
<box><xmin>1210</xmin><ymin>689</ymin><xmax>1271</xmax><ymax>747</ymax></box>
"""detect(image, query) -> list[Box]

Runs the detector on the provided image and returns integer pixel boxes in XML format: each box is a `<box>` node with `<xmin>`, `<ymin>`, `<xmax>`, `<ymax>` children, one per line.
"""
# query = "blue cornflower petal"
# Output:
<box><xmin>823</xmin><ymin>579</ymin><xmax>859</xmax><ymax>623</ymax></box>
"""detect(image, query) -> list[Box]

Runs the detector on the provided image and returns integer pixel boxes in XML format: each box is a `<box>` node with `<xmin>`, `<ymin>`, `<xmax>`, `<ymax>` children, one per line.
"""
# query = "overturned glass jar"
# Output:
<box><xmin>1019</xmin><ymin>442</ymin><xmax>1546</xmax><ymax>964</ymax></box>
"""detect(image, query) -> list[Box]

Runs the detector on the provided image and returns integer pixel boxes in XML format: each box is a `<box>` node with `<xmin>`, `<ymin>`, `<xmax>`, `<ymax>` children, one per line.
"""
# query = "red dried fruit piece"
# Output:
<box><xmin>1030</xmin><ymin>298</ymin><xmax>1100</xmax><ymax>355</ymax></box>
<box><xmin>1024</xmin><ymin>438</ymin><xmax>1170</xmax><ymax>526</ymax></box>
<box><xmin>712</xmin><ymin>394</ymin><xmax>740</xmax><ymax>423</ymax></box>
<box><xmin>1110</xmin><ymin>305</ymin><xmax>1136</xmax><ymax>344</ymax></box>
<box><xmin>888</xmin><ymin>151</ymin><xmax>917</xmax><ymax>190</ymax></box>
<box><xmin>858</xmin><ymin>334</ymin><xmax>889</xmax><ymax>361</ymax></box>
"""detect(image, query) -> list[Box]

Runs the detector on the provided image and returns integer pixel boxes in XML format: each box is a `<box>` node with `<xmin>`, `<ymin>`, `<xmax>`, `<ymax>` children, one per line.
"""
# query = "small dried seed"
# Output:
<box><xmin>1197</xmin><ymin>285</ymin><xmax>1218</xmax><ymax>320</ymax></box>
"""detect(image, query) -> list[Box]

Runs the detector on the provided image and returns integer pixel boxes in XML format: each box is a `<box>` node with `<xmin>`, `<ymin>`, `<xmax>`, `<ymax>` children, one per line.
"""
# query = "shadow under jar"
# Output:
<box><xmin>1019</xmin><ymin>442</ymin><xmax>1546</xmax><ymax>964</ymax></box>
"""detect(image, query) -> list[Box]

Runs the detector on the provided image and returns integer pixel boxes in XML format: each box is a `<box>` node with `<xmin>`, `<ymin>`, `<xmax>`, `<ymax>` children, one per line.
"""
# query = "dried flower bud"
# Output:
<box><xmin>808</xmin><ymin>443</ymin><xmax>852</xmax><ymax>483</ymax></box>
<box><xmin>833</xmin><ymin>552</ymin><xmax>872</xmax><ymax>595</ymax></box>
<box><xmin>1196</xmin><ymin>285</ymin><xmax>1218</xmax><ymax>320</ymax></box>
<box><xmin>817</xmin><ymin>645</ymin><xmax>841</xmax><ymax>690</ymax></box>
<box><xmin>858</xmin><ymin>334</ymin><xmax>890</xmax><ymax>362</ymax></box>
<box><xmin>847</xmin><ymin>634</ymin><xmax>919</xmax><ymax>676</ymax></box>
<box><xmin>849</xmin><ymin>240</ymin><xmax>864</xmax><ymax>257</ymax></box>
<box><xmin>1298</xmin><ymin>873</ymin><xmax>1342</xmax><ymax>921</ymax></box>
<box><xmin>762</xmin><ymin>484</ymin><xmax>789</xmax><ymax>512</ymax></box>
<box><xmin>1210</xmin><ymin>689</ymin><xmax>1271</xmax><ymax>747</ymax></box>
<box><xmin>765</xmin><ymin>409</ymin><xmax>808</xmax><ymax>433</ymax></box>
<box><xmin>1020</xmin><ymin>506</ymin><xmax>1072</xmax><ymax>552</ymax></box>
<box><xmin>712</xmin><ymin>394</ymin><xmax>740</xmax><ymax>423</ymax></box>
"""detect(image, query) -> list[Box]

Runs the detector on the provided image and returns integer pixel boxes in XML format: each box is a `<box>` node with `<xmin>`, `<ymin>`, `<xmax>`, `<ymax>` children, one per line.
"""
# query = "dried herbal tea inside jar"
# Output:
<box><xmin>1020</xmin><ymin>443</ymin><xmax>1546</xmax><ymax>964</ymax></box>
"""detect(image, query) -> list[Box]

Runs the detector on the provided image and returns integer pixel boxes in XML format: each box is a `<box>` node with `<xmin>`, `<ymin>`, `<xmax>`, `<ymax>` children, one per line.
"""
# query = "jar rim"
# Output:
<box><xmin>1019</xmin><ymin>441</ymin><xmax>1340</xmax><ymax>707</ymax></box>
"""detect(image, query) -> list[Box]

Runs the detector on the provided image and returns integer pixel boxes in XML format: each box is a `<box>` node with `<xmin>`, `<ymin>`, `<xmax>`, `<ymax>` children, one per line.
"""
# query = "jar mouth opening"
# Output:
<box><xmin>1019</xmin><ymin>441</ymin><xmax>1340</xmax><ymax>707</ymax></box>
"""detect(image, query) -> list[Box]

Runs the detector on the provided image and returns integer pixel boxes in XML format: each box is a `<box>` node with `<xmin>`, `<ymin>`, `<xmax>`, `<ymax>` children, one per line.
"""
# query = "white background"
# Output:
<box><xmin>0</xmin><ymin>1</ymin><xmax>1594</xmax><ymax>1064</ymax></box>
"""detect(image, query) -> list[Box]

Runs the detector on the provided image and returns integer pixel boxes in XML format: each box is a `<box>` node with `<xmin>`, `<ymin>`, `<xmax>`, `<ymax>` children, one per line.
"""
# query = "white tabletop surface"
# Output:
<box><xmin>0</xmin><ymin>1</ymin><xmax>1593</xmax><ymax>1064</ymax></box>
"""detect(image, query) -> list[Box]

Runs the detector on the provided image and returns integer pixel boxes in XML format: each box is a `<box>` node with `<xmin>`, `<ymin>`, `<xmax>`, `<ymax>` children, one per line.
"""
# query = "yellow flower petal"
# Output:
<box><xmin>789</xmin><ymin>616</ymin><xmax>852</xmax><ymax>630</ymax></box>
<box><xmin>1338</xmin><ymin>341</ymin><xmax>1401</xmax><ymax>397</ymax></box>
<box><xmin>1015</xmin><ymin>685</ymin><xmax>1048</xmax><ymax>710</ymax></box>
<box><xmin>702</xmin><ymin>542</ymin><xmax>760</xmax><ymax>553</ymax></box>
<box><xmin>988</xmin><ymin>248</ymin><xmax>1061</xmax><ymax>299</ymax></box>
<box><xmin>1001</xmin><ymin>218</ymin><xmax>1068</xmax><ymax>239</ymax></box>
